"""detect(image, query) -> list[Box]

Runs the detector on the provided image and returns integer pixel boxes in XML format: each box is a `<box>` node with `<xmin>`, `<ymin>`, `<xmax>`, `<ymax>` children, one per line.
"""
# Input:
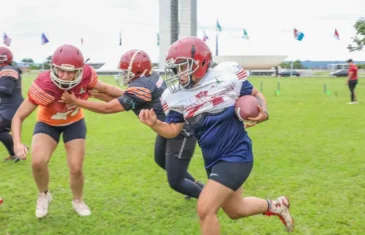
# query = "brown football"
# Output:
<box><xmin>235</xmin><ymin>95</ymin><xmax>259</xmax><ymax>121</ymax></box>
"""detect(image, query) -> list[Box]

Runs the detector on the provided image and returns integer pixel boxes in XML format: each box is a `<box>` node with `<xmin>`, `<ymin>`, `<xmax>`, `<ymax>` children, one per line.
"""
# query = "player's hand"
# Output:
<box><xmin>139</xmin><ymin>109</ymin><xmax>158</xmax><ymax>127</ymax></box>
<box><xmin>13</xmin><ymin>143</ymin><xmax>28</xmax><ymax>160</ymax></box>
<box><xmin>61</xmin><ymin>91</ymin><xmax>77</xmax><ymax>105</ymax></box>
<box><xmin>246</xmin><ymin>105</ymin><xmax>268</xmax><ymax>127</ymax></box>
<box><xmin>244</xmin><ymin>121</ymin><xmax>257</xmax><ymax>129</ymax></box>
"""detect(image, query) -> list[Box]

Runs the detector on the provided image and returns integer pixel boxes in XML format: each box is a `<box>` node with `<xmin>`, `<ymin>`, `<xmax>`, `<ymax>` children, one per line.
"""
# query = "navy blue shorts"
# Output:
<box><xmin>206</xmin><ymin>160</ymin><xmax>253</xmax><ymax>191</ymax></box>
<box><xmin>33</xmin><ymin>119</ymin><xmax>87</xmax><ymax>144</ymax></box>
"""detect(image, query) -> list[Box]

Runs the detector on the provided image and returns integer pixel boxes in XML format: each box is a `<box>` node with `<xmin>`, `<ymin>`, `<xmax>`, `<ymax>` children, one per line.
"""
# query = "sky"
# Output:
<box><xmin>1</xmin><ymin>0</ymin><xmax>365</xmax><ymax>68</ymax></box>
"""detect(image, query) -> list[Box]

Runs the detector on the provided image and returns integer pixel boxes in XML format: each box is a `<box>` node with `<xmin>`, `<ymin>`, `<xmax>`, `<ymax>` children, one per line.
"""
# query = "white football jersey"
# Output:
<box><xmin>161</xmin><ymin>61</ymin><xmax>249</xmax><ymax>119</ymax></box>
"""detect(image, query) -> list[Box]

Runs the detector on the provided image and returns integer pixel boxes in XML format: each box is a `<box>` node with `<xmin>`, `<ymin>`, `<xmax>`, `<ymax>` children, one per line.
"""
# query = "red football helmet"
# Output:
<box><xmin>50</xmin><ymin>44</ymin><xmax>84</xmax><ymax>90</ymax></box>
<box><xmin>115</xmin><ymin>49</ymin><xmax>152</xmax><ymax>86</ymax></box>
<box><xmin>0</xmin><ymin>47</ymin><xmax>13</xmax><ymax>66</ymax></box>
<box><xmin>165</xmin><ymin>36</ymin><xmax>212</xmax><ymax>93</ymax></box>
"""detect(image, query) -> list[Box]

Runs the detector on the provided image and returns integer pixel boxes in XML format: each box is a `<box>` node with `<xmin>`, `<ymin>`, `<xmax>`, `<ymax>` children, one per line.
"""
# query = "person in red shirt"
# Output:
<box><xmin>347</xmin><ymin>59</ymin><xmax>358</xmax><ymax>104</ymax></box>
<box><xmin>11</xmin><ymin>44</ymin><xmax>123</xmax><ymax>218</ymax></box>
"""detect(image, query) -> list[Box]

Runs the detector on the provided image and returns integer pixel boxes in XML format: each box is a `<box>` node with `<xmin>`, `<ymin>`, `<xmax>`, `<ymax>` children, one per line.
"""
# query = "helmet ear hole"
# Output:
<box><xmin>202</xmin><ymin>59</ymin><xmax>206</xmax><ymax>67</ymax></box>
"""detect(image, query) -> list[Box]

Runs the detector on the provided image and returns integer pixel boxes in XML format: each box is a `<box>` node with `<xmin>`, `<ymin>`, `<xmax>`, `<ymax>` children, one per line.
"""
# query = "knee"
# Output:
<box><xmin>31</xmin><ymin>157</ymin><xmax>48</xmax><ymax>171</ymax></box>
<box><xmin>154</xmin><ymin>157</ymin><xmax>165</xmax><ymax>170</ymax></box>
<box><xmin>31</xmin><ymin>150</ymin><xmax>49</xmax><ymax>171</ymax></box>
<box><xmin>69</xmin><ymin>164</ymin><xmax>83</xmax><ymax>176</ymax></box>
<box><xmin>167</xmin><ymin>176</ymin><xmax>182</xmax><ymax>191</ymax></box>
<box><xmin>197</xmin><ymin>201</ymin><xmax>216</xmax><ymax>221</ymax></box>
<box><xmin>226</xmin><ymin>211</ymin><xmax>242</xmax><ymax>220</ymax></box>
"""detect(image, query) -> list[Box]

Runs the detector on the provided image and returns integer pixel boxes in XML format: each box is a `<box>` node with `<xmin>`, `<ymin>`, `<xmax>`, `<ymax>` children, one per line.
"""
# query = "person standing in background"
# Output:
<box><xmin>346</xmin><ymin>59</ymin><xmax>358</xmax><ymax>104</ymax></box>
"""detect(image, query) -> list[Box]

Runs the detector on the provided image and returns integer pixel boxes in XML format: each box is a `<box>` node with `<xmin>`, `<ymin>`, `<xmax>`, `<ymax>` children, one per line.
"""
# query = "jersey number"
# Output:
<box><xmin>51</xmin><ymin>108</ymin><xmax>80</xmax><ymax>120</ymax></box>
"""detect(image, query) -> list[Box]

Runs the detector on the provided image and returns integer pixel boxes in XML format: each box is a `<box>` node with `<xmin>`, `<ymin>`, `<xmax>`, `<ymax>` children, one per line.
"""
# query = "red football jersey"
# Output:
<box><xmin>348</xmin><ymin>64</ymin><xmax>358</xmax><ymax>80</ymax></box>
<box><xmin>28</xmin><ymin>65</ymin><xmax>98</xmax><ymax>126</ymax></box>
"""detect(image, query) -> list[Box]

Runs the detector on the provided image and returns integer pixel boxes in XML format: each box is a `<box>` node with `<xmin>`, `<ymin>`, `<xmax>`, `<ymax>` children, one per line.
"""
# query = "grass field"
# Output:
<box><xmin>1</xmin><ymin>74</ymin><xmax>365</xmax><ymax>235</ymax></box>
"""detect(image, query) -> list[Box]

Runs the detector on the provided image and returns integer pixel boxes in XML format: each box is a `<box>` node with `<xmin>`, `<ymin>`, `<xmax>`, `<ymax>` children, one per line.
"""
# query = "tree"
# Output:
<box><xmin>279</xmin><ymin>62</ymin><xmax>291</xmax><ymax>69</ymax></box>
<box><xmin>279</xmin><ymin>60</ymin><xmax>302</xmax><ymax>69</ymax></box>
<box><xmin>293</xmin><ymin>60</ymin><xmax>303</xmax><ymax>69</ymax></box>
<box><xmin>42</xmin><ymin>55</ymin><xmax>52</xmax><ymax>70</ymax></box>
<box><xmin>21</xmin><ymin>58</ymin><xmax>34</xmax><ymax>65</ymax></box>
<box><xmin>348</xmin><ymin>17</ymin><xmax>365</xmax><ymax>52</ymax></box>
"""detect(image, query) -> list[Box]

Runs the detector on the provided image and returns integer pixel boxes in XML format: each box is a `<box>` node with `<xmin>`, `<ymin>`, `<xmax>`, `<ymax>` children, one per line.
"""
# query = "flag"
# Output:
<box><xmin>41</xmin><ymin>33</ymin><xmax>49</xmax><ymax>45</ymax></box>
<box><xmin>334</xmin><ymin>29</ymin><xmax>340</xmax><ymax>40</ymax></box>
<box><xmin>216</xmin><ymin>19</ymin><xmax>222</xmax><ymax>32</ymax></box>
<box><xmin>119</xmin><ymin>30</ymin><xmax>122</xmax><ymax>46</ymax></box>
<box><xmin>242</xmin><ymin>29</ymin><xmax>249</xmax><ymax>40</ymax></box>
<box><xmin>202</xmin><ymin>30</ymin><xmax>209</xmax><ymax>42</ymax></box>
<box><xmin>293</xmin><ymin>28</ymin><xmax>304</xmax><ymax>41</ymax></box>
<box><xmin>3</xmin><ymin>33</ymin><xmax>11</xmax><ymax>47</ymax></box>
<box><xmin>156</xmin><ymin>33</ymin><xmax>160</xmax><ymax>46</ymax></box>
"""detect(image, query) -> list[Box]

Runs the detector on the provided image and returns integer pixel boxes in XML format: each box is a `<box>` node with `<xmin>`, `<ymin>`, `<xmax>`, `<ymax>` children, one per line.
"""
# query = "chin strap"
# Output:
<box><xmin>185</xmin><ymin>75</ymin><xmax>197</xmax><ymax>89</ymax></box>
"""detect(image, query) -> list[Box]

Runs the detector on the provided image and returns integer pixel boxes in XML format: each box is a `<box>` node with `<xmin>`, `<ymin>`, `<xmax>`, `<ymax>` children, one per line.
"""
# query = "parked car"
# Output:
<box><xmin>279</xmin><ymin>70</ymin><xmax>300</xmax><ymax>77</ymax></box>
<box><xmin>330</xmin><ymin>69</ymin><xmax>348</xmax><ymax>77</ymax></box>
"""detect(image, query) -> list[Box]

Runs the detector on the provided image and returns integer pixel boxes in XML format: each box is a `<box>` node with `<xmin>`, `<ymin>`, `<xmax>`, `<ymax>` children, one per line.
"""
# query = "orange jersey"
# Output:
<box><xmin>28</xmin><ymin>65</ymin><xmax>98</xmax><ymax>126</ymax></box>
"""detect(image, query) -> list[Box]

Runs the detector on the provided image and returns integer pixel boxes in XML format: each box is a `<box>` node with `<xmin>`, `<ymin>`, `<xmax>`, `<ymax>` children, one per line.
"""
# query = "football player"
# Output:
<box><xmin>61</xmin><ymin>49</ymin><xmax>204</xmax><ymax>199</ymax></box>
<box><xmin>138</xmin><ymin>37</ymin><xmax>294</xmax><ymax>234</ymax></box>
<box><xmin>12</xmin><ymin>44</ymin><xmax>123</xmax><ymax>218</ymax></box>
<box><xmin>0</xmin><ymin>47</ymin><xmax>24</xmax><ymax>162</ymax></box>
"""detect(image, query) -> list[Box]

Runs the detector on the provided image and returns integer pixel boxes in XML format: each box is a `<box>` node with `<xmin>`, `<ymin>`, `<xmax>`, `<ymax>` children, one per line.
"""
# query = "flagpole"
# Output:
<box><xmin>215</xmin><ymin>32</ymin><xmax>219</xmax><ymax>56</ymax></box>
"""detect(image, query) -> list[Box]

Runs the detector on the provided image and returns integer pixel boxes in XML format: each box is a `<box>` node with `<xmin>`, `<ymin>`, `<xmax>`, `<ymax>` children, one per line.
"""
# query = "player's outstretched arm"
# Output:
<box><xmin>61</xmin><ymin>91</ymin><xmax>124</xmax><ymax>114</ymax></box>
<box><xmin>89</xmin><ymin>90</ymin><xmax>118</xmax><ymax>102</ymax></box>
<box><xmin>12</xmin><ymin>99</ymin><xmax>38</xmax><ymax>159</ymax></box>
<box><xmin>93</xmin><ymin>81</ymin><xmax>124</xmax><ymax>97</ymax></box>
<box><xmin>139</xmin><ymin>109</ymin><xmax>184</xmax><ymax>138</ymax></box>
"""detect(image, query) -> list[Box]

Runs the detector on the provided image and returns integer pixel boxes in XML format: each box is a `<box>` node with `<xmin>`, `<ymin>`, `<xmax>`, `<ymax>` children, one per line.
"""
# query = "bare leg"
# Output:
<box><xmin>65</xmin><ymin>139</ymin><xmax>85</xmax><ymax>200</ymax></box>
<box><xmin>31</xmin><ymin>134</ymin><xmax>57</xmax><ymax>192</ymax></box>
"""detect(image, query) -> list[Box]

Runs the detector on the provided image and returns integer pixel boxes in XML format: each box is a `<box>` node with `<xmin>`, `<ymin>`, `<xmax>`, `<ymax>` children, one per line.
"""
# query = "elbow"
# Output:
<box><xmin>11</xmin><ymin>114</ymin><xmax>23</xmax><ymax>125</ymax></box>
<box><xmin>154</xmin><ymin>127</ymin><xmax>180</xmax><ymax>139</ymax></box>
<box><xmin>162</xmin><ymin>133</ymin><xmax>179</xmax><ymax>139</ymax></box>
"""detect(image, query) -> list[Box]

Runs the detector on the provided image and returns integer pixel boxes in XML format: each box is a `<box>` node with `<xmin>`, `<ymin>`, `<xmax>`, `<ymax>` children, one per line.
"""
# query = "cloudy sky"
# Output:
<box><xmin>1</xmin><ymin>0</ymin><xmax>365</xmax><ymax>67</ymax></box>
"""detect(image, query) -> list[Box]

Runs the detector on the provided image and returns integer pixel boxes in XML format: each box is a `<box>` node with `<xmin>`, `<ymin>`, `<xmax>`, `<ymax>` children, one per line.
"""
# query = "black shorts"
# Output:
<box><xmin>166</xmin><ymin>133</ymin><xmax>197</xmax><ymax>160</ymax></box>
<box><xmin>33</xmin><ymin>119</ymin><xmax>87</xmax><ymax>144</ymax></box>
<box><xmin>206</xmin><ymin>160</ymin><xmax>253</xmax><ymax>191</ymax></box>
<box><xmin>348</xmin><ymin>80</ymin><xmax>358</xmax><ymax>89</ymax></box>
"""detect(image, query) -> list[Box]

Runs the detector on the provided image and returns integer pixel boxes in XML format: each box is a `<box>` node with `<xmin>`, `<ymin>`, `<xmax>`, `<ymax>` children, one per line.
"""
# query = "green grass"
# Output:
<box><xmin>1</xmin><ymin>75</ymin><xmax>365</xmax><ymax>234</ymax></box>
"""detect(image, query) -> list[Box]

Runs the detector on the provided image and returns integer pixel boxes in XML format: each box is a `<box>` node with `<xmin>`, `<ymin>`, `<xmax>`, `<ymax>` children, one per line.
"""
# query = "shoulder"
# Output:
<box><xmin>130</xmin><ymin>74</ymin><xmax>162</xmax><ymax>92</ymax></box>
<box><xmin>161</xmin><ymin>87</ymin><xmax>173</xmax><ymax>103</ymax></box>
<box><xmin>125</xmin><ymin>79</ymin><xmax>153</xmax><ymax>102</ymax></box>
<box><xmin>0</xmin><ymin>65</ymin><xmax>21</xmax><ymax>80</ymax></box>
<box><xmin>214</xmin><ymin>61</ymin><xmax>248</xmax><ymax>80</ymax></box>
<box><xmin>82</xmin><ymin>64</ymin><xmax>93</xmax><ymax>77</ymax></box>
<box><xmin>28</xmin><ymin>71</ymin><xmax>56</xmax><ymax>105</ymax></box>
<box><xmin>33</xmin><ymin>71</ymin><xmax>56</xmax><ymax>91</ymax></box>
<box><xmin>82</xmin><ymin>64</ymin><xmax>98</xmax><ymax>88</ymax></box>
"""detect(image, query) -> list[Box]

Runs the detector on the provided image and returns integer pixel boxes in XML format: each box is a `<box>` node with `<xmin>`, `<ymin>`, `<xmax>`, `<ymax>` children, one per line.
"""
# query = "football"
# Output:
<box><xmin>235</xmin><ymin>95</ymin><xmax>260</xmax><ymax>121</ymax></box>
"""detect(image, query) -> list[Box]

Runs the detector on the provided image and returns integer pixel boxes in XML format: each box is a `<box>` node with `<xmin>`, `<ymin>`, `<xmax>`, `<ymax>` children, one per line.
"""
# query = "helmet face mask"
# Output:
<box><xmin>50</xmin><ymin>64</ymin><xmax>83</xmax><ymax>90</ymax></box>
<box><xmin>164</xmin><ymin>57</ymin><xmax>199</xmax><ymax>93</ymax></box>
<box><xmin>50</xmin><ymin>45</ymin><xmax>84</xmax><ymax>90</ymax></box>
<box><xmin>0</xmin><ymin>55</ymin><xmax>8</xmax><ymax>64</ymax></box>
<box><xmin>114</xmin><ymin>70</ymin><xmax>135</xmax><ymax>86</ymax></box>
